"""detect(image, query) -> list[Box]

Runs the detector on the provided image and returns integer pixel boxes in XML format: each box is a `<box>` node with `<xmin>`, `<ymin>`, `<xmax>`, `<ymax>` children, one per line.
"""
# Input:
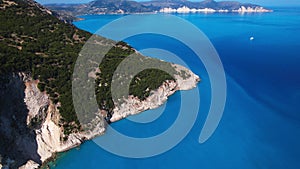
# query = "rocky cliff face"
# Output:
<box><xmin>111</xmin><ymin>64</ymin><xmax>200</xmax><ymax>122</ymax></box>
<box><xmin>0</xmin><ymin>66</ymin><xmax>199</xmax><ymax>169</ymax></box>
<box><xmin>26</xmin><ymin>79</ymin><xmax>86</xmax><ymax>163</ymax></box>
<box><xmin>0</xmin><ymin>1</ymin><xmax>200</xmax><ymax>168</ymax></box>
<box><xmin>0</xmin><ymin>73</ymin><xmax>41</xmax><ymax>169</ymax></box>
<box><xmin>0</xmin><ymin>73</ymin><xmax>104</xmax><ymax>169</ymax></box>
<box><xmin>0</xmin><ymin>1</ymin><xmax>201</xmax><ymax>168</ymax></box>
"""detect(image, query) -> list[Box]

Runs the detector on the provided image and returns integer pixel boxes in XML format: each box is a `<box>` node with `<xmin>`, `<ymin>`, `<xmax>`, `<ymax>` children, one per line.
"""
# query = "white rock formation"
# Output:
<box><xmin>0</xmin><ymin>0</ymin><xmax>17</xmax><ymax>9</ymax></box>
<box><xmin>232</xmin><ymin>6</ymin><xmax>273</xmax><ymax>13</ymax></box>
<box><xmin>9</xmin><ymin>63</ymin><xmax>199</xmax><ymax>169</ymax></box>
<box><xmin>160</xmin><ymin>6</ymin><xmax>217</xmax><ymax>13</ymax></box>
<box><xmin>160</xmin><ymin>6</ymin><xmax>272</xmax><ymax>13</ymax></box>
<box><xmin>111</xmin><ymin>64</ymin><xmax>200</xmax><ymax>122</ymax></box>
<box><xmin>12</xmin><ymin>74</ymin><xmax>105</xmax><ymax>169</ymax></box>
<box><xmin>24</xmin><ymin>80</ymin><xmax>49</xmax><ymax>126</ymax></box>
<box><xmin>19</xmin><ymin>160</ymin><xmax>39</xmax><ymax>169</ymax></box>
<box><xmin>173</xmin><ymin>64</ymin><xmax>199</xmax><ymax>90</ymax></box>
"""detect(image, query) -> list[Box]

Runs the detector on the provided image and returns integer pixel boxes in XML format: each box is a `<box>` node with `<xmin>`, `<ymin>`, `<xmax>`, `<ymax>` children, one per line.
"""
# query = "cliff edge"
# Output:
<box><xmin>0</xmin><ymin>1</ymin><xmax>200</xmax><ymax>168</ymax></box>
<box><xmin>0</xmin><ymin>66</ymin><xmax>199</xmax><ymax>169</ymax></box>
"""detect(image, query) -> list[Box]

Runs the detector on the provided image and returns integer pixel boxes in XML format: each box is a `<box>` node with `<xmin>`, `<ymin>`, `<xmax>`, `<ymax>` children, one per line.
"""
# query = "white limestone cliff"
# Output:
<box><xmin>232</xmin><ymin>6</ymin><xmax>273</xmax><ymax>13</ymax></box>
<box><xmin>18</xmin><ymin>160</ymin><xmax>39</xmax><ymax>169</ymax></box>
<box><xmin>21</xmin><ymin>77</ymin><xmax>106</xmax><ymax>166</ymax></box>
<box><xmin>111</xmin><ymin>64</ymin><xmax>200</xmax><ymax>122</ymax></box>
<box><xmin>0</xmin><ymin>64</ymin><xmax>199</xmax><ymax>169</ymax></box>
<box><xmin>160</xmin><ymin>6</ymin><xmax>272</xmax><ymax>13</ymax></box>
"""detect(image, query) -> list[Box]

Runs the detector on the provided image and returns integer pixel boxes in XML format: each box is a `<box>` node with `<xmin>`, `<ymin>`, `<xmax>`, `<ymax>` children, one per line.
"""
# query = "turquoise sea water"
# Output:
<box><xmin>50</xmin><ymin>8</ymin><xmax>300</xmax><ymax>169</ymax></box>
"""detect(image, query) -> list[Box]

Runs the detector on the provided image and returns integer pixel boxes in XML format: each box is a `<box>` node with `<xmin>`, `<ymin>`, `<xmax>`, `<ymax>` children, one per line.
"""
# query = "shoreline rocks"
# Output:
<box><xmin>0</xmin><ymin>64</ymin><xmax>199</xmax><ymax>169</ymax></box>
<box><xmin>111</xmin><ymin>64</ymin><xmax>200</xmax><ymax>122</ymax></box>
<box><xmin>160</xmin><ymin>6</ymin><xmax>272</xmax><ymax>13</ymax></box>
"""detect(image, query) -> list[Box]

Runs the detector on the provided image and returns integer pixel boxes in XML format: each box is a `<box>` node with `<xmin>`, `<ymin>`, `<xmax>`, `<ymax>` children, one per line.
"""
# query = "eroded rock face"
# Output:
<box><xmin>18</xmin><ymin>160</ymin><xmax>39</xmax><ymax>169</ymax></box>
<box><xmin>24</xmin><ymin>80</ymin><xmax>49</xmax><ymax>128</ymax></box>
<box><xmin>0</xmin><ymin>73</ymin><xmax>106</xmax><ymax>169</ymax></box>
<box><xmin>173</xmin><ymin>64</ymin><xmax>200</xmax><ymax>91</ymax></box>
<box><xmin>0</xmin><ymin>65</ymin><xmax>199</xmax><ymax>168</ymax></box>
<box><xmin>0</xmin><ymin>73</ymin><xmax>41</xmax><ymax>168</ymax></box>
<box><xmin>22</xmin><ymin>78</ymin><xmax>77</xmax><ymax>163</ymax></box>
<box><xmin>0</xmin><ymin>74</ymin><xmax>80</xmax><ymax>168</ymax></box>
<box><xmin>111</xmin><ymin>64</ymin><xmax>200</xmax><ymax>122</ymax></box>
<box><xmin>111</xmin><ymin>80</ymin><xmax>177</xmax><ymax>122</ymax></box>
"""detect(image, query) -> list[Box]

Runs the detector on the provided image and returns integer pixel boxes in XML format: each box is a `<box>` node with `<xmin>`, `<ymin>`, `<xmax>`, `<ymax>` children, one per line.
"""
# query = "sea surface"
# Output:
<box><xmin>50</xmin><ymin>7</ymin><xmax>300</xmax><ymax>169</ymax></box>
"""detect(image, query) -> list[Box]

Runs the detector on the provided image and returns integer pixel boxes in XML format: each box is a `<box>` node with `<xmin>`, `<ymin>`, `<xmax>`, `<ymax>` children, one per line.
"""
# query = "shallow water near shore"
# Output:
<box><xmin>50</xmin><ymin>7</ymin><xmax>300</xmax><ymax>169</ymax></box>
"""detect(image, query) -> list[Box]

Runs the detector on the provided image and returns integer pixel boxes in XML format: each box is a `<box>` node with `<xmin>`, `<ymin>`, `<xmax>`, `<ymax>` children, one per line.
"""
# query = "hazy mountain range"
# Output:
<box><xmin>45</xmin><ymin>0</ymin><xmax>270</xmax><ymax>19</ymax></box>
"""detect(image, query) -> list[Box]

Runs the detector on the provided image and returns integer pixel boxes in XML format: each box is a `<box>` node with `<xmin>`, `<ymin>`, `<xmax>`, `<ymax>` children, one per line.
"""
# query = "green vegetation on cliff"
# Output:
<box><xmin>0</xmin><ymin>0</ymin><xmax>91</xmax><ymax>134</ymax></box>
<box><xmin>0</xmin><ymin>0</ymin><xmax>175</xmax><ymax>135</ymax></box>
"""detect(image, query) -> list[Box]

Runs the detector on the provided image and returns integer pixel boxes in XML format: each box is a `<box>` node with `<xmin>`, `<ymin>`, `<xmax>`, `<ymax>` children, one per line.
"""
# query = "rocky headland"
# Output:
<box><xmin>0</xmin><ymin>1</ymin><xmax>202</xmax><ymax>168</ymax></box>
<box><xmin>0</xmin><ymin>66</ymin><xmax>199</xmax><ymax>169</ymax></box>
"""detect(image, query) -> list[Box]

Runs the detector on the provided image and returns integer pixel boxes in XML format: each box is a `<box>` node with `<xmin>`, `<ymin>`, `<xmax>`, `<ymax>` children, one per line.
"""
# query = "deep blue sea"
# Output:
<box><xmin>50</xmin><ymin>7</ymin><xmax>300</xmax><ymax>169</ymax></box>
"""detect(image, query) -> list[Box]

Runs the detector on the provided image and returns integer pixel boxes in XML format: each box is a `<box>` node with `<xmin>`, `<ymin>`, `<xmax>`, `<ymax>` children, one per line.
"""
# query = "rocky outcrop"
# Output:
<box><xmin>0</xmin><ymin>64</ymin><xmax>199</xmax><ymax>169</ymax></box>
<box><xmin>24</xmin><ymin>80</ymin><xmax>49</xmax><ymax>128</ymax></box>
<box><xmin>111</xmin><ymin>64</ymin><xmax>200</xmax><ymax>122</ymax></box>
<box><xmin>232</xmin><ymin>6</ymin><xmax>272</xmax><ymax>13</ymax></box>
<box><xmin>0</xmin><ymin>73</ymin><xmax>104</xmax><ymax>169</ymax></box>
<box><xmin>22</xmin><ymin>75</ymin><xmax>106</xmax><ymax>166</ymax></box>
<box><xmin>0</xmin><ymin>73</ymin><xmax>41</xmax><ymax>169</ymax></box>
<box><xmin>0</xmin><ymin>0</ymin><xmax>17</xmax><ymax>9</ymax></box>
<box><xmin>111</xmin><ymin>80</ymin><xmax>178</xmax><ymax>122</ymax></box>
<box><xmin>0</xmin><ymin>1</ymin><xmax>201</xmax><ymax>168</ymax></box>
<box><xmin>18</xmin><ymin>160</ymin><xmax>39</xmax><ymax>169</ymax></box>
<box><xmin>159</xmin><ymin>5</ymin><xmax>272</xmax><ymax>13</ymax></box>
<box><xmin>173</xmin><ymin>64</ymin><xmax>199</xmax><ymax>90</ymax></box>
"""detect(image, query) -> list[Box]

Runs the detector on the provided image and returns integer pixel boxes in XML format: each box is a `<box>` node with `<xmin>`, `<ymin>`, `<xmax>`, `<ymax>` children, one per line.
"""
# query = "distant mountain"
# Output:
<box><xmin>90</xmin><ymin>0</ymin><xmax>153</xmax><ymax>13</ymax></box>
<box><xmin>46</xmin><ymin>0</ymin><xmax>153</xmax><ymax>16</ymax></box>
<box><xmin>46</xmin><ymin>0</ymin><xmax>271</xmax><ymax>18</ymax></box>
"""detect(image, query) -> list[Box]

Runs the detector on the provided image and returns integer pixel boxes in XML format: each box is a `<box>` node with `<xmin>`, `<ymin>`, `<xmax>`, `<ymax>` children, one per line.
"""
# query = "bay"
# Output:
<box><xmin>49</xmin><ymin>7</ymin><xmax>300</xmax><ymax>169</ymax></box>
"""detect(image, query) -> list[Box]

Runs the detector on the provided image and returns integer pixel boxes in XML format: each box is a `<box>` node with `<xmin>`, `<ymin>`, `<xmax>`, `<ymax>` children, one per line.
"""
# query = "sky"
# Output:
<box><xmin>36</xmin><ymin>0</ymin><xmax>300</xmax><ymax>6</ymax></box>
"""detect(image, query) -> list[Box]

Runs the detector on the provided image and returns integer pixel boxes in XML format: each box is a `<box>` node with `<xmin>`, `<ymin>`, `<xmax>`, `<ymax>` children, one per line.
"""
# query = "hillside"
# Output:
<box><xmin>46</xmin><ymin>0</ymin><xmax>271</xmax><ymax>17</ymax></box>
<box><xmin>0</xmin><ymin>0</ymin><xmax>199</xmax><ymax>168</ymax></box>
<box><xmin>0</xmin><ymin>0</ymin><xmax>175</xmax><ymax>133</ymax></box>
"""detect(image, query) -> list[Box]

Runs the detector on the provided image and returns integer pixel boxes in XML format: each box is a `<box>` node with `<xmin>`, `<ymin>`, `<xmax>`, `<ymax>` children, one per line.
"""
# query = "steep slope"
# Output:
<box><xmin>0</xmin><ymin>0</ymin><xmax>199</xmax><ymax>168</ymax></box>
<box><xmin>0</xmin><ymin>0</ymin><xmax>91</xmax><ymax>167</ymax></box>
<box><xmin>0</xmin><ymin>0</ymin><xmax>91</xmax><ymax>134</ymax></box>
<box><xmin>0</xmin><ymin>73</ymin><xmax>42</xmax><ymax>168</ymax></box>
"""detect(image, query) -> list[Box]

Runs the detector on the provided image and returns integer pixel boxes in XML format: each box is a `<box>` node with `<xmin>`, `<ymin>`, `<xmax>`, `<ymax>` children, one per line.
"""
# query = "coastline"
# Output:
<box><xmin>159</xmin><ymin>6</ymin><xmax>273</xmax><ymax>13</ymax></box>
<box><xmin>72</xmin><ymin>7</ymin><xmax>273</xmax><ymax>22</ymax></box>
<box><xmin>4</xmin><ymin>63</ymin><xmax>199</xmax><ymax>169</ymax></box>
<box><xmin>44</xmin><ymin>64</ymin><xmax>199</xmax><ymax>168</ymax></box>
<box><xmin>110</xmin><ymin>64</ymin><xmax>200</xmax><ymax>122</ymax></box>
<box><xmin>2</xmin><ymin>4</ymin><xmax>299</xmax><ymax>169</ymax></box>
